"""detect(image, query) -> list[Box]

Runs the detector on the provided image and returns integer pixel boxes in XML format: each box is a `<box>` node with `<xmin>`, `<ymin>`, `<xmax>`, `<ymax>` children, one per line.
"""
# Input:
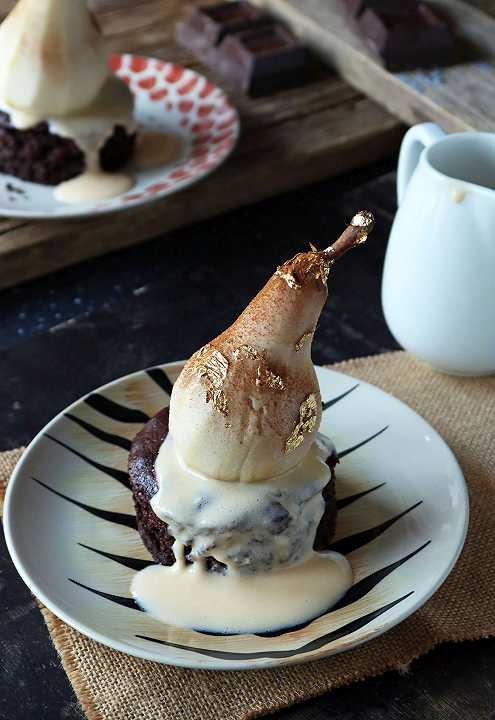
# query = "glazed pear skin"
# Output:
<box><xmin>170</xmin><ymin>211</ymin><xmax>374</xmax><ymax>482</ymax></box>
<box><xmin>0</xmin><ymin>0</ymin><xmax>108</xmax><ymax>118</ymax></box>
<box><xmin>170</xmin><ymin>253</ymin><xmax>327</xmax><ymax>482</ymax></box>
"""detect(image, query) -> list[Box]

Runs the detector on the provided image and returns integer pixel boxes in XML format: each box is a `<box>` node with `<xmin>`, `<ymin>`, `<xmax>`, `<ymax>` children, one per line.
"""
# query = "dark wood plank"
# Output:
<box><xmin>0</xmin><ymin>0</ymin><xmax>401</xmax><ymax>290</ymax></box>
<box><xmin>0</xmin><ymin>102</ymin><xmax>401</xmax><ymax>289</ymax></box>
<box><xmin>254</xmin><ymin>0</ymin><xmax>495</xmax><ymax>132</ymax></box>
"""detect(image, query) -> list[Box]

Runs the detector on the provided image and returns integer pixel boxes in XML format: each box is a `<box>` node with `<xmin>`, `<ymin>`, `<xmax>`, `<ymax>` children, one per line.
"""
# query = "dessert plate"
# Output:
<box><xmin>3</xmin><ymin>362</ymin><xmax>468</xmax><ymax>670</ymax></box>
<box><xmin>0</xmin><ymin>55</ymin><xmax>239</xmax><ymax>219</ymax></box>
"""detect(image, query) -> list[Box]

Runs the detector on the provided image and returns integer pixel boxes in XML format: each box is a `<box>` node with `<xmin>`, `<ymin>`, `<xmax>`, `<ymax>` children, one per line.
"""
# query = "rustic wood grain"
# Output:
<box><xmin>0</xmin><ymin>0</ymin><xmax>402</xmax><ymax>290</ymax></box>
<box><xmin>0</xmin><ymin>90</ymin><xmax>400</xmax><ymax>289</ymax></box>
<box><xmin>466</xmin><ymin>0</ymin><xmax>495</xmax><ymax>15</ymax></box>
<box><xmin>254</xmin><ymin>0</ymin><xmax>495</xmax><ymax>132</ymax></box>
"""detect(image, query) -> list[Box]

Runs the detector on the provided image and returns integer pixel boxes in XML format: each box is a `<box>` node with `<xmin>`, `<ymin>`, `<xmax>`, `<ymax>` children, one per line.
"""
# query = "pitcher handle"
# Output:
<box><xmin>397</xmin><ymin>123</ymin><xmax>446</xmax><ymax>206</ymax></box>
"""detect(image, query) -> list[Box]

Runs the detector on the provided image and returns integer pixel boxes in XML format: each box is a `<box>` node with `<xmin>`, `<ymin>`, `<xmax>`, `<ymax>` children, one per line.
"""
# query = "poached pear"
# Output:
<box><xmin>170</xmin><ymin>211</ymin><xmax>374</xmax><ymax>482</ymax></box>
<box><xmin>0</xmin><ymin>0</ymin><xmax>108</xmax><ymax>122</ymax></box>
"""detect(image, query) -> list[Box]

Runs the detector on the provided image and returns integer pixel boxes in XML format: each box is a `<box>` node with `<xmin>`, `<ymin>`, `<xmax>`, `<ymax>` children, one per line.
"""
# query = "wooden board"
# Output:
<box><xmin>254</xmin><ymin>0</ymin><xmax>495</xmax><ymax>132</ymax></box>
<box><xmin>0</xmin><ymin>0</ymin><xmax>402</xmax><ymax>291</ymax></box>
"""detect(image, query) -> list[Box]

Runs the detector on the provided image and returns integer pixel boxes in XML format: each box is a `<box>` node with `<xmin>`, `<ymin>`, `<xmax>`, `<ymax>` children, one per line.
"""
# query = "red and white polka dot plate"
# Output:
<box><xmin>0</xmin><ymin>54</ymin><xmax>240</xmax><ymax>219</ymax></box>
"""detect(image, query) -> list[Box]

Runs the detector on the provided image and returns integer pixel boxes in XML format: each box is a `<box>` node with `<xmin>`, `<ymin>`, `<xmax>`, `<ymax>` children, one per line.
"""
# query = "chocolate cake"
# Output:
<box><xmin>129</xmin><ymin>408</ymin><xmax>339</xmax><ymax>570</ymax></box>
<box><xmin>0</xmin><ymin>112</ymin><xmax>135</xmax><ymax>186</ymax></box>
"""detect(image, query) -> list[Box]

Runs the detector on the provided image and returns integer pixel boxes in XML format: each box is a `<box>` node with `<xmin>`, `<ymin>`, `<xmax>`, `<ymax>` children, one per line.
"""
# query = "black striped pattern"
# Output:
<box><xmin>34</xmin><ymin>366</ymin><xmax>430</xmax><ymax>661</ymax></box>
<box><xmin>338</xmin><ymin>426</ymin><xmax>388</xmax><ymax>459</ymax></box>
<box><xmin>78</xmin><ymin>543</ymin><xmax>155</xmax><ymax>571</ymax></box>
<box><xmin>85</xmin><ymin>393</ymin><xmax>149</xmax><ymax>424</ymax></box>
<box><xmin>333</xmin><ymin>541</ymin><xmax>430</xmax><ymax>610</ymax></box>
<box><xmin>337</xmin><ymin>482</ymin><xmax>386</xmax><ymax>510</ymax></box>
<box><xmin>45</xmin><ymin>434</ymin><xmax>131</xmax><ymax>489</ymax></box>
<box><xmin>330</xmin><ymin>501</ymin><xmax>422</xmax><ymax>555</ymax></box>
<box><xmin>146</xmin><ymin>367</ymin><xmax>174</xmax><ymax>396</ymax></box>
<box><xmin>322</xmin><ymin>384</ymin><xmax>359</xmax><ymax>411</ymax></box>
<box><xmin>34</xmin><ymin>478</ymin><xmax>137</xmax><ymax>530</ymax></box>
<box><xmin>137</xmin><ymin>592</ymin><xmax>414</xmax><ymax>660</ymax></box>
<box><xmin>69</xmin><ymin>579</ymin><xmax>143</xmax><ymax>612</ymax></box>
<box><xmin>65</xmin><ymin>413</ymin><xmax>132</xmax><ymax>451</ymax></box>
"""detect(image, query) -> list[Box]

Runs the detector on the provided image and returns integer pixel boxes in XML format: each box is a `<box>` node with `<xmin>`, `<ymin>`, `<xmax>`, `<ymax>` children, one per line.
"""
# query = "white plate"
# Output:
<box><xmin>4</xmin><ymin>362</ymin><xmax>468</xmax><ymax>670</ymax></box>
<box><xmin>0</xmin><ymin>55</ymin><xmax>239</xmax><ymax>219</ymax></box>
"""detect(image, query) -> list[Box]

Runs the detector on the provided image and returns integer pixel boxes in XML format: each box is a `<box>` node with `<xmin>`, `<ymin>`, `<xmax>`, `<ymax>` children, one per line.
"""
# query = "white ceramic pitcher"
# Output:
<box><xmin>382</xmin><ymin>122</ymin><xmax>495</xmax><ymax>376</ymax></box>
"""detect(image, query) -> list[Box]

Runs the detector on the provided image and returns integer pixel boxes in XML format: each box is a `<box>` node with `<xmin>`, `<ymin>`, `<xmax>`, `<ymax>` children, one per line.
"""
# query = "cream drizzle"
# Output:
<box><xmin>150</xmin><ymin>433</ymin><xmax>334</xmax><ymax>572</ymax></box>
<box><xmin>131</xmin><ymin>433</ymin><xmax>352</xmax><ymax>634</ymax></box>
<box><xmin>54</xmin><ymin>166</ymin><xmax>133</xmax><ymax>204</ymax></box>
<box><xmin>1</xmin><ymin>76</ymin><xmax>136</xmax><ymax>204</ymax></box>
<box><xmin>131</xmin><ymin>543</ymin><xmax>351</xmax><ymax>634</ymax></box>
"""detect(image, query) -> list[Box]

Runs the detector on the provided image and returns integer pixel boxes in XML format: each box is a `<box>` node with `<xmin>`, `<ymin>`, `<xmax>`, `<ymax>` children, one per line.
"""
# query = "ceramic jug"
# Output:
<box><xmin>382</xmin><ymin>122</ymin><xmax>495</xmax><ymax>376</ymax></box>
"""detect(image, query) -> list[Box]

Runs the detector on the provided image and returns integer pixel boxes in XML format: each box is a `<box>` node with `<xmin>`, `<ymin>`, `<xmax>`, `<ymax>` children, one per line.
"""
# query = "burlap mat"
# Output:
<box><xmin>1</xmin><ymin>351</ymin><xmax>494</xmax><ymax>720</ymax></box>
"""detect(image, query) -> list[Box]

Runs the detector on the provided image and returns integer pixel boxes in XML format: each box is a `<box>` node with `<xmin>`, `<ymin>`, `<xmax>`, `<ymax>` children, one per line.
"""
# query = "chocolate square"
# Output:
<box><xmin>357</xmin><ymin>1</ymin><xmax>457</xmax><ymax>71</ymax></box>
<box><xmin>342</xmin><ymin>0</ymin><xmax>419</xmax><ymax>19</ymax></box>
<box><xmin>217</xmin><ymin>25</ymin><xmax>309</xmax><ymax>96</ymax></box>
<box><xmin>176</xmin><ymin>2</ymin><xmax>270</xmax><ymax>64</ymax></box>
<box><xmin>340</xmin><ymin>0</ymin><xmax>365</xmax><ymax>17</ymax></box>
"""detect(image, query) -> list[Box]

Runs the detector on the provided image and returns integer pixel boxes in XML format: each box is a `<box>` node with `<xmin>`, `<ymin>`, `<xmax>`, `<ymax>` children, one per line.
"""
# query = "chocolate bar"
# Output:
<box><xmin>176</xmin><ymin>2</ymin><xmax>310</xmax><ymax>97</ymax></box>
<box><xmin>176</xmin><ymin>2</ymin><xmax>270</xmax><ymax>65</ymax></box>
<box><xmin>216</xmin><ymin>25</ymin><xmax>309</xmax><ymax>96</ymax></box>
<box><xmin>342</xmin><ymin>0</ymin><xmax>418</xmax><ymax>18</ymax></box>
<box><xmin>344</xmin><ymin>1</ymin><xmax>458</xmax><ymax>71</ymax></box>
<box><xmin>340</xmin><ymin>0</ymin><xmax>458</xmax><ymax>71</ymax></box>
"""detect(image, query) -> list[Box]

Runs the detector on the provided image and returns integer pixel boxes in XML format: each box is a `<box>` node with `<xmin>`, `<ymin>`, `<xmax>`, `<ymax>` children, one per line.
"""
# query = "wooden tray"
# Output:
<box><xmin>0</xmin><ymin>0</ymin><xmax>402</xmax><ymax>291</ymax></box>
<box><xmin>254</xmin><ymin>0</ymin><xmax>495</xmax><ymax>132</ymax></box>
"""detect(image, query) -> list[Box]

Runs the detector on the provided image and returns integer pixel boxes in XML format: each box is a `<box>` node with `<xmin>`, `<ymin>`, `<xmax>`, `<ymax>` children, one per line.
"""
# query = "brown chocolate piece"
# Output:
<box><xmin>342</xmin><ymin>0</ymin><xmax>418</xmax><ymax>18</ymax></box>
<box><xmin>216</xmin><ymin>25</ymin><xmax>309</xmax><ymax>96</ymax></box>
<box><xmin>0</xmin><ymin>111</ymin><xmax>135</xmax><ymax>186</ymax></box>
<box><xmin>188</xmin><ymin>2</ymin><xmax>269</xmax><ymax>44</ymax></box>
<box><xmin>350</xmin><ymin>1</ymin><xmax>458</xmax><ymax>71</ymax></box>
<box><xmin>176</xmin><ymin>2</ymin><xmax>270</xmax><ymax>65</ymax></box>
<box><xmin>340</xmin><ymin>0</ymin><xmax>366</xmax><ymax>17</ymax></box>
<box><xmin>176</xmin><ymin>2</ymin><xmax>311</xmax><ymax>96</ymax></box>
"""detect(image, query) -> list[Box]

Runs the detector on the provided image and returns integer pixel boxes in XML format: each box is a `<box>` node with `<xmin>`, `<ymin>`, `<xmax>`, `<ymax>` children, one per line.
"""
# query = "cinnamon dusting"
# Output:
<box><xmin>256</xmin><ymin>365</ymin><xmax>285</xmax><ymax>391</ymax></box>
<box><xmin>233</xmin><ymin>345</ymin><xmax>259</xmax><ymax>360</ymax></box>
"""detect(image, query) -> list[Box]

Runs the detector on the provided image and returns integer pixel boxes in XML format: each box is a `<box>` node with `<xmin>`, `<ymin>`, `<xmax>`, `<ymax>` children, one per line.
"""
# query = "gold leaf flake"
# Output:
<box><xmin>304</xmin><ymin>254</ymin><xmax>331</xmax><ymax>285</ymax></box>
<box><xmin>195</xmin><ymin>344</ymin><xmax>229</xmax><ymax>416</ymax></box>
<box><xmin>285</xmin><ymin>393</ymin><xmax>318</xmax><ymax>454</ymax></box>
<box><xmin>295</xmin><ymin>330</ymin><xmax>314</xmax><ymax>352</ymax></box>
<box><xmin>233</xmin><ymin>344</ymin><xmax>259</xmax><ymax>360</ymax></box>
<box><xmin>275</xmin><ymin>268</ymin><xmax>301</xmax><ymax>290</ymax></box>
<box><xmin>350</xmin><ymin>210</ymin><xmax>375</xmax><ymax>243</ymax></box>
<box><xmin>256</xmin><ymin>365</ymin><xmax>285</xmax><ymax>391</ymax></box>
<box><xmin>209</xmin><ymin>389</ymin><xmax>228</xmax><ymax>415</ymax></box>
<box><xmin>197</xmin><ymin>346</ymin><xmax>228</xmax><ymax>389</ymax></box>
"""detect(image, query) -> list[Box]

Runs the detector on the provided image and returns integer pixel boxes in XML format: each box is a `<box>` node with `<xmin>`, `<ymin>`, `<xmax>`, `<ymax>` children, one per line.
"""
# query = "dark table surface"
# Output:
<box><xmin>1</xmin><ymin>160</ymin><xmax>494</xmax><ymax>720</ymax></box>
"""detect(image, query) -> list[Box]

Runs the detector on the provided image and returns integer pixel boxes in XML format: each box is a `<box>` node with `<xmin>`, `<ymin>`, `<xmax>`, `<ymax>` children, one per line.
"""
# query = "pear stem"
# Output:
<box><xmin>323</xmin><ymin>210</ymin><xmax>375</xmax><ymax>263</ymax></box>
